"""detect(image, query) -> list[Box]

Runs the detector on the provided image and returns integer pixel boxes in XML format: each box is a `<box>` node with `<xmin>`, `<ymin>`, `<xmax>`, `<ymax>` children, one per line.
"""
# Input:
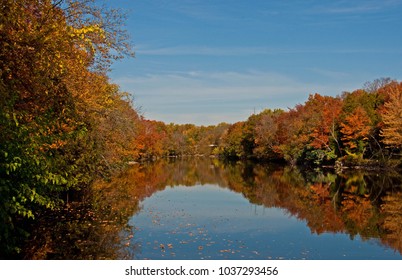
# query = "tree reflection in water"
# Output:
<box><xmin>24</xmin><ymin>158</ymin><xmax>402</xmax><ymax>259</ymax></box>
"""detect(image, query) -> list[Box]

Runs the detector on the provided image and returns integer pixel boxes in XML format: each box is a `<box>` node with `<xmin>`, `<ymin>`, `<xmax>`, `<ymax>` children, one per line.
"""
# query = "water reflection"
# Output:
<box><xmin>128</xmin><ymin>185</ymin><xmax>305</xmax><ymax>259</ymax></box>
<box><xmin>24</xmin><ymin>158</ymin><xmax>402</xmax><ymax>259</ymax></box>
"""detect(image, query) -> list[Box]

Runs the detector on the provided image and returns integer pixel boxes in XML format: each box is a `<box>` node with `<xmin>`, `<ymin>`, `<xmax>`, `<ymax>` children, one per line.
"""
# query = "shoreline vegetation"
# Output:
<box><xmin>1</xmin><ymin>0</ymin><xmax>401</xmax><ymax>258</ymax></box>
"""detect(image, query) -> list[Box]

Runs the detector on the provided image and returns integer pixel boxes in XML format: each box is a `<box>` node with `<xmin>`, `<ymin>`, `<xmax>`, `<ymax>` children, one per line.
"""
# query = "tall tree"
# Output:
<box><xmin>253</xmin><ymin>109</ymin><xmax>283</xmax><ymax>160</ymax></box>
<box><xmin>380</xmin><ymin>82</ymin><xmax>402</xmax><ymax>148</ymax></box>
<box><xmin>219</xmin><ymin>122</ymin><xmax>246</xmax><ymax>159</ymax></box>
<box><xmin>275</xmin><ymin>106</ymin><xmax>308</xmax><ymax>165</ymax></box>
<box><xmin>340</xmin><ymin>106</ymin><xmax>372</xmax><ymax>155</ymax></box>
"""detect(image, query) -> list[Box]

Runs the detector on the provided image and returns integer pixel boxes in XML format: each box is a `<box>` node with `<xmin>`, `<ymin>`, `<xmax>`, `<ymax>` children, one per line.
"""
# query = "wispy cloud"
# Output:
<box><xmin>135</xmin><ymin>44</ymin><xmax>398</xmax><ymax>57</ymax></box>
<box><xmin>309</xmin><ymin>0</ymin><xmax>402</xmax><ymax>15</ymax></box>
<box><xmin>304</xmin><ymin>0</ymin><xmax>402</xmax><ymax>19</ymax></box>
<box><xmin>306</xmin><ymin>67</ymin><xmax>351</xmax><ymax>80</ymax></box>
<box><xmin>109</xmin><ymin>0</ymin><xmax>402</xmax><ymax>125</ymax></box>
<box><xmin>114</xmin><ymin>70</ymin><xmax>356</xmax><ymax>125</ymax></box>
<box><xmin>315</xmin><ymin>4</ymin><xmax>380</xmax><ymax>14</ymax></box>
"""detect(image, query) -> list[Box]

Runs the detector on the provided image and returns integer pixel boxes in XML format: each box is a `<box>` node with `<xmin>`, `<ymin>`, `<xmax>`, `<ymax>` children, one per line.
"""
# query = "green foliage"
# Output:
<box><xmin>219</xmin><ymin>122</ymin><xmax>247</xmax><ymax>159</ymax></box>
<box><xmin>0</xmin><ymin>0</ymin><xmax>134</xmax><ymax>257</ymax></box>
<box><xmin>303</xmin><ymin>148</ymin><xmax>337</xmax><ymax>166</ymax></box>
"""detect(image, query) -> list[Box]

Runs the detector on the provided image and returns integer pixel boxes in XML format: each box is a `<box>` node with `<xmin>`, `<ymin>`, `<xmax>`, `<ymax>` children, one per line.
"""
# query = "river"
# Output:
<box><xmin>23</xmin><ymin>158</ymin><xmax>402</xmax><ymax>259</ymax></box>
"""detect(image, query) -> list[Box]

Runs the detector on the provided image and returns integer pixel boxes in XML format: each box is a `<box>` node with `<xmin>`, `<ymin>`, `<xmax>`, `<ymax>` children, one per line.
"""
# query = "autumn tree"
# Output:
<box><xmin>0</xmin><ymin>0</ymin><xmax>134</xmax><ymax>255</ymax></box>
<box><xmin>340</xmin><ymin>87</ymin><xmax>390</xmax><ymax>160</ymax></box>
<box><xmin>298</xmin><ymin>94</ymin><xmax>343</xmax><ymax>164</ymax></box>
<box><xmin>307</xmin><ymin>95</ymin><xmax>342</xmax><ymax>150</ymax></box>
<box><xmin>253</xmin><ymin>109</ymin><xmax>283</xmax><ymax>160</ymax></box>
<box><xmin>203</xmin><ymin>123</ymin><xmax>231</xmax><ymax>155</ymax></box>
<box><xmin>1</xmin><ymin>1</ymin><xmax>89</xmax><ymax>254</ymax></box>
<box><xmin>219</xmin><ymin>122</ymin><xmax>247</xmax><ymax>159</ymax></box>
<box><xmin>364</xmin><ymin>77</ymin><xmax>394</xmax><ymax>94</ymax></box>
<box><xmin>340</xmin><ymin>106</ymin><xmax>372</xmax><ymax>156</ymax></box>
<box><xmin>379</xmin><ymin>82</ymin><xmax>402</xmax><ymax>149</ymax></box>
<box><xmin>275</xmin><ymin>107</ymin><xmax>308</xmax><ymax>165</ymax></box>
<box><xmin>164</xmin><ymin>123</ymin><xmax>188</xmax><ymax>156</ymax></box>
<box><xmin>270</xmin><ymin>95</ymin><xmax>340</xmax><ymax>165</ymax></box>
<box><xmin>133</xmin><ymin>120</ymin><xmax>167</xmax><ymax>159</ymax></box>
<box><xmin>271</xmin><ymin>96</ymin><xmax>339</xmax><ymax>165</ymax></box>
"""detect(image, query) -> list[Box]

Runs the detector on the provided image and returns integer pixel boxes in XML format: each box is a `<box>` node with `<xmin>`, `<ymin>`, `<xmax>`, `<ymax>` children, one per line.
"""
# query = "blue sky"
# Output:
<box><xmin>109</xmin><ymin>0</ymin><xmax>402</xmax><ymax>125</ymax></box>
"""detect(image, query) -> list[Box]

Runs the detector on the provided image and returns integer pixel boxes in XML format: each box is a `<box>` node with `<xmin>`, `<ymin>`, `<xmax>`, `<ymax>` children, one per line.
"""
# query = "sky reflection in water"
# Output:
<box><xmin>127</xmin><ymin>184</ymin><xmax>402</xmax><ymax>260</ymax></box>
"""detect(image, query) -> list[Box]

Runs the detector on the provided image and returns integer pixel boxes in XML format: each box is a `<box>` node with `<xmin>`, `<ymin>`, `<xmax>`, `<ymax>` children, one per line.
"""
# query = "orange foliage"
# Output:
<box><xmin>307</xmin><ymin>94</ymin><xmax>343</xmax><ymax>150</ymax></box>
<box><xmin>340</xmin><ymin>106</ymin><xmax>371</xmax><ymax>150</ymax></box>
<box><xmin>379</xmin><ymin>82</ymin><xmax>402</xmax><ymax>147</ymax></box>
<box><xmin>341</xmin><ymin>193</ymin><xmax>373</xmax><ymax>230</ymax></box>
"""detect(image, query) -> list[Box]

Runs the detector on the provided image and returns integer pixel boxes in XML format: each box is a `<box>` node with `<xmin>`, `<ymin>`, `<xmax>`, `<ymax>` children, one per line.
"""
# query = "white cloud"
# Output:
<box><xmin>306</xmin><ymin>0</ymin><xmax>402</xmax><ymax>15</ymax></box>
<box><xmin>113</xmin><ymin>70</ymin><xmax>354</xmax><ymax>125</ymax></box>
<box><xmin>136</xmin><ymin>45</ymin><xmax>271</xmax><ymax>56</ymax></box>
<box><xmin>134</xmin><ymin>44</ymin><xmax>399</xmax><ymax>58</ymax></box>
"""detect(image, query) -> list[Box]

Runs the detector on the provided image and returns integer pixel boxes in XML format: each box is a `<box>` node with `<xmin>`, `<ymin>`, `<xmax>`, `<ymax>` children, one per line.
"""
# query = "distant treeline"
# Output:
<box><xmin>215</xmin><ymin>79</ymin><xmax>402</xmax><ymax>167</ymax></box>
<box><xmin>130</xmin><ymin>78</ymin><xmax>402</xmax><ymax>169</ymax></box>
<box><xmin>1</xmin><ymin>0</ymin><xmax>401</xmax><ymax>257</ymax></box>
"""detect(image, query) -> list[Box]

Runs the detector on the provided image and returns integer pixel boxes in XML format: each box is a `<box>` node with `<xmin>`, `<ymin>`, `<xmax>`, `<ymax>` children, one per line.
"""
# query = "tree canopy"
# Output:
<box><xmin>0</xmin><ymin>0</ymin><xmax>135</xmax><ymax>255</ymax></box>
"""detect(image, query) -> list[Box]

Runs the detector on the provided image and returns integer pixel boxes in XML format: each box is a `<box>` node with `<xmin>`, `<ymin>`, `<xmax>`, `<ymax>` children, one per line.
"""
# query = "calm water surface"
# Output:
<box><xmin>24</xmin><ymin>158</ymin><xmax>402</xmax><ymax>259</ymax></box>
<box><xmin>128</xmin><ymin>184</ymin><xmax>400</xmax><ymax>260</ymax></box>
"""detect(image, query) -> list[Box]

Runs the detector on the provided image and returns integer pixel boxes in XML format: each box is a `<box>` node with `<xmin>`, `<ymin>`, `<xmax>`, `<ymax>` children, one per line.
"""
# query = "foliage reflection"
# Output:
<box><xmin>23</xmin><ymin>158</ymin><xmax>402</xmax><ymax>259</ymax></box>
